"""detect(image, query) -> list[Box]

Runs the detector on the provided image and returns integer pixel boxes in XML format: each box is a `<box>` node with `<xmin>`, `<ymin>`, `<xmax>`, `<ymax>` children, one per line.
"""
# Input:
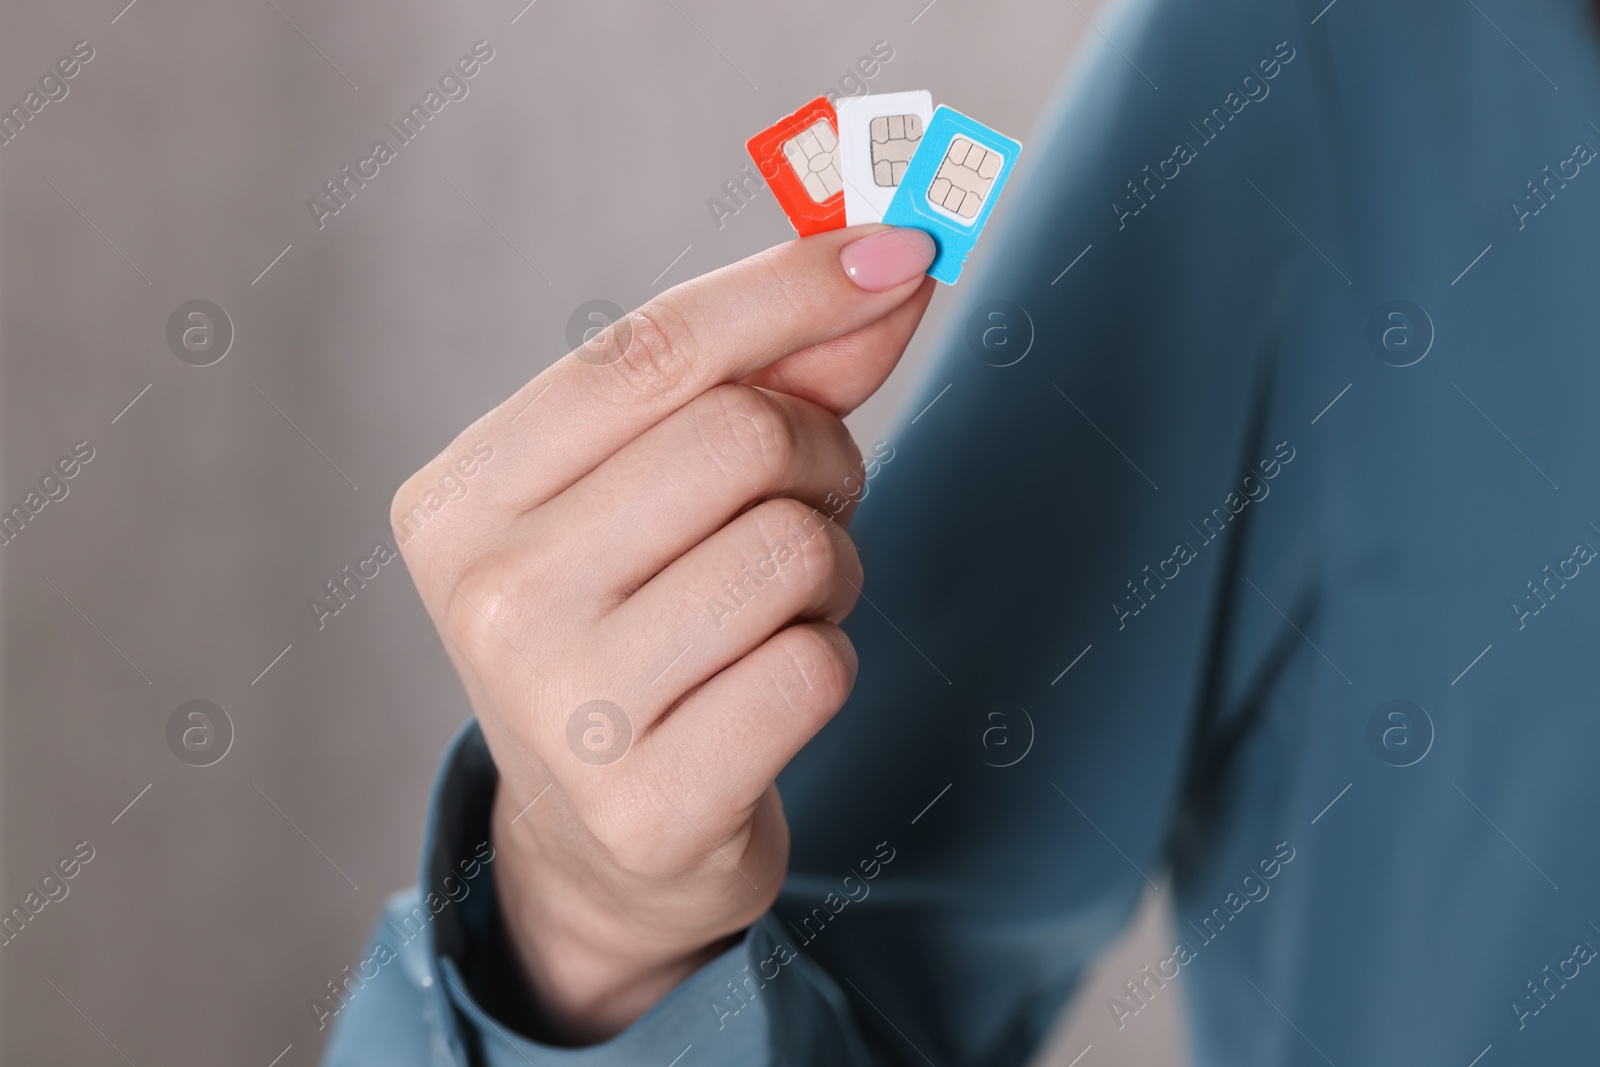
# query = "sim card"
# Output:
<box><xmin>836</xmin><ymin>90</ymin><xmax>934</xmax><ymax>225</ymax></box>
<box><xmin>881</xmin><ymin>106</ymin><xmax>1021</xmax><ymax>284</ymax></box>
<box><xmin>746</xmin><ymin>96</ymin><xmax>846</xmax><ymax>236</ymax></box>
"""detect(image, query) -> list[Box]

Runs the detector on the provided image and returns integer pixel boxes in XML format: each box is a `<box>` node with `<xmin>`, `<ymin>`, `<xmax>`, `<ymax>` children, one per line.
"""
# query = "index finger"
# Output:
<box><xmin>466</xmin><ymin>224</ymin><xmax>935</xmax><ymax>512</ymax></box>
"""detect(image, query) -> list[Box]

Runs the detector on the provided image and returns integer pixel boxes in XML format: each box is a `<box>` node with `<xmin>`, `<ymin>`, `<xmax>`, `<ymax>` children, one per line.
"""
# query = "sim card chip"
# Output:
<box><xmin>783</xmin><ymin>120</ymin><xmax>843</xmax><ymax>203</ymax></box>
<box><xmin>837</xmin><ymin>91</ymin><xmax>934</xmax><ymax>225</ymax></box>
<box><xmin>869</xmin><ymin>114</ymin><xmax>923</xmax><ymax>187</ymax></box>
<box><xmin>927</xmin><ymin>137</ymin><xmax>1002</xmax><ymax>220</ymax></box>
<box><xmin>880</xmin><ymin>105</ymin><xmax>1022</xmax><ymax>284</ymax></box>
<box><xmin>747</xmin><ymin>96</ymin><xmax>846</xmax><ymax>236</ymax></box>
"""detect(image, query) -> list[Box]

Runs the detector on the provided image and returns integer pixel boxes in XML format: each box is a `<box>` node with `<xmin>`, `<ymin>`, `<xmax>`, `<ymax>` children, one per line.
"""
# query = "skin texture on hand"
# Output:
<box><xmin>390</xmin><ymin>224</ymin><xmax>937</xmax><ymax>1044</ymax></box>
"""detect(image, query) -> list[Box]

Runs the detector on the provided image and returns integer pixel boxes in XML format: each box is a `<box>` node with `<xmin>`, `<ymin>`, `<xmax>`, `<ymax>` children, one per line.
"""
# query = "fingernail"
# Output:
<box><xmin>840</xmin><ymin>228</ymin><xmax>936</xmax><ymax>292</ymax></box>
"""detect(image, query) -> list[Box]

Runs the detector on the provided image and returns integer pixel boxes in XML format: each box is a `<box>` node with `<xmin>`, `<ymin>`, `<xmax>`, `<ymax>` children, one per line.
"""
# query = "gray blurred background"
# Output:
<box><xmin>0</xmin><ymin>0</ymin><xmax>1185</xmax><ymax>1063</ymax></box>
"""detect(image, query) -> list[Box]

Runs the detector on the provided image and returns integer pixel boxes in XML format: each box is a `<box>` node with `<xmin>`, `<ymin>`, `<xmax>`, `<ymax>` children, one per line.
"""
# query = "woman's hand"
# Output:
<box><xmin>391</xmin><ymin>224</ymin><xmax>936</xmax><ymax>1043</ymax></box>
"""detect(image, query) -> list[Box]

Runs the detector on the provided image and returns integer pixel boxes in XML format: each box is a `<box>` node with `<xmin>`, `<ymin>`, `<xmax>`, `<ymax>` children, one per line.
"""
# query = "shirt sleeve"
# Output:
<box><xmin>320</xmin><ymin>722</ymin><xmax>893</xmax><ymax>1067</ymax></box>
<box><xmin>324</xmin><ymin>0</ymin><xmax>1335</xmax><ymax>1060</ymax></box>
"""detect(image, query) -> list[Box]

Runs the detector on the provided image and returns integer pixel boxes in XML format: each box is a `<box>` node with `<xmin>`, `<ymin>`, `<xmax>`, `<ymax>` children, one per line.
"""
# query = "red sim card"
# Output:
<box><xmin>746</xmin><ymin>96</ymin><xmax>846</xmax><ymax>236</ymax></box>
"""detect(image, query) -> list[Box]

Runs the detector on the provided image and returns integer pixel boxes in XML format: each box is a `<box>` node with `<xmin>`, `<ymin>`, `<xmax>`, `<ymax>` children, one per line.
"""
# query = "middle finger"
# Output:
<box><xmin>529</xmin><ymin>383</ymin><xmax>864</xmax><ymax>605</ymax></box>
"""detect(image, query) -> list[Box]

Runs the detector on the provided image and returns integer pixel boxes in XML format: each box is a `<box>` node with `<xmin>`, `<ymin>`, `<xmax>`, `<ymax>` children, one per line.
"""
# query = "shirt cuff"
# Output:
<box><xmin>420</xmin><ymin>720</ymin><xmax>817</xmax><ymax>1066</ymax></box>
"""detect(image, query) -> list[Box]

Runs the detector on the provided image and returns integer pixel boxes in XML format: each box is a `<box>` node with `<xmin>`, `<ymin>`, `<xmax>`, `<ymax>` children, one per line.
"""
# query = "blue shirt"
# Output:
<box><xmin>324</xmin><ymin>0</ymin><xmax>1600</xmax><ymax>1062</ymax></box>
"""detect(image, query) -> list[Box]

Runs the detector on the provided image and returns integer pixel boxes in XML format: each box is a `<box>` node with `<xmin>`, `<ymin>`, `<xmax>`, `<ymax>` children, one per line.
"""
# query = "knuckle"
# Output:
<box><xmin>840</xmin><ymin>432</ymin><xmax>866</xmax><ymax>495</ymax></box>
<box><xmin>389</xmin><ymin>473</ymin><xmax>432</xmax><ymax>547</ymax></box>
<box><xmin>771</xmin><ymin>625</ymin><xmax>856</xmax><ymax>716</ymax></box>
<box><xmin>754</xmin><ymin>498</ymin><xmax>839</xmax><ymax>584</ymax></box>
<box><xmin>586</xmin><ymin>801</ymin><xmax>691</xmax><ymax>878</ymax></box>
<box><xmin>699</xmin><ymin>385</ymin><xmax>797</xmax><ymax>481</ymax></box>
<box><xmin>599</xmin><ymin>301</ymin><xmax>697</xmax><ymax>403</ymax></box>
<box><xmin>569</xmin><ymin>765</ymin><xmax>753</xmax><ymax>880</ymax></box>
<box><xmin>824</xmin><ymin>430</ymin><xmax>868</xmax><ymax>523</ymax></box>
<box><xmin>600</xmin><ymin>836</ymin><xmax>681</xmax><ymax>880</ymax></box>
<box><xmin>750</xmin><ymin>248</ymin><xmax>819</xmax><ymax>330</ymax></box>
<box><xmin>443</xmin><ymin>561</ymin><xmax>523</xmax><ymax>661</ymax></box>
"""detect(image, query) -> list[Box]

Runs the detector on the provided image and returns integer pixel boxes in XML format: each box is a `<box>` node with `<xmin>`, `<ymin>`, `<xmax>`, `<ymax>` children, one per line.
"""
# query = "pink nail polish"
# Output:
<box><xmin>839</xmin><ymin>228</ymin><xmax>937</xmax><ymax>292</ymax></box>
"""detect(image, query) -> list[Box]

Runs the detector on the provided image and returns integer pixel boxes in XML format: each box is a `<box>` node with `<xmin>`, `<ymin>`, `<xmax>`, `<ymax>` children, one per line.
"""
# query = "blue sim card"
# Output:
<box><xmin>881</xmin><ymin>106</ymin><xmax>1021</xmax><ymax>284</ymax></box>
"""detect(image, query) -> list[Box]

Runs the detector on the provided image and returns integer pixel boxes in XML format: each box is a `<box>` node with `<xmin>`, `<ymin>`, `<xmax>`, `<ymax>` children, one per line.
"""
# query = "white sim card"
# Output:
<box><xmin>836</xmin><ymin>91</ymin><xmax>935</xmax><ymax>225</ymax></box>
